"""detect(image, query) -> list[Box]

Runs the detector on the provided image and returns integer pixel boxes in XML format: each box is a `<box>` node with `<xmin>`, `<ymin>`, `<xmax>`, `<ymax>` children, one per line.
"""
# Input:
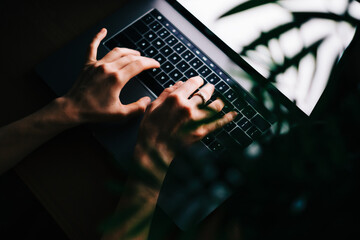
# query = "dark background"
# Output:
<box><xmin>1</xmin><ymin>1</ymin><xmax>360</xmax><ymax>239</ymax></box>
<box><xmin>0</xmin><ymin>1</ymin><xmax>131</xmax><ymax>239</ymax></box>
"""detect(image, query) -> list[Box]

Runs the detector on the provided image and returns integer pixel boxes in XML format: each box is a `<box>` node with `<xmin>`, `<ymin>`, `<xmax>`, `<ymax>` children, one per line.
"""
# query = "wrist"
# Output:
<box><xmin>53</xmin><ymin>96</ymin><xmax>83</xmax><ymax>126</ymax></box>
<box><xmin>132</xmin><ymin>141</ymin><xmax>174</xmax><ymax>186</ymax></box>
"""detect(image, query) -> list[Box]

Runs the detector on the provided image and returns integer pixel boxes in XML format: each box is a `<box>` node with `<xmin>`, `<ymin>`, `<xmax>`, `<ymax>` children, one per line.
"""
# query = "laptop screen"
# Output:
<box><xmin>175</xmin><ymin>0</ymin><xmax>359</xmax><ymax>115</ymax></box>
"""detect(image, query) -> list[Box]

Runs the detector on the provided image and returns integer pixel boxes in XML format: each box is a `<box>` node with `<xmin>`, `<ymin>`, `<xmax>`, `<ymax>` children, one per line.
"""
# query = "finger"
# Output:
<box><xmin>191</xmin><ymin>98</ymin><xmax>224</xmax><ymax>121</ymax></box>
<box><xmin>203</xmin><ymin>111</ymin><xmax>238</xmax><ymax>135</ymax></box>
<box><xmin>120</xmin><ymin>57</ymin><xmax>160</xmax><ymax>82</ymax></box>
<box><xmin>109</xmin><ymin>55</ymin><xmax>143</xmax><ymax>70</ymax></box>
<box><xmin>174</xmin><ymin>76</ymin><xmax>204</xmax><ymax>99</ymax></box>
<box><xmin>189</xmin><ymin>83</ymin><xmax>214</xmax><ymax>106</ymax></box>
<box><xmin>119</xmin><ymin>96</ymin><xmax>152</xmax><ymax>119</ymax></box>
<box><xmin>207</xmin><ymin>99</ymin><xmax>225</xmax><ymax>113</ymax></box>
<box><xmin>87</xmin><ymin>28</ymin><xmax>107</xmax><ymax>64</ymax></box>
<box><xmin>149</xmin><ymin>81</ymin><xmax>184</xmax><ymax>111</ymax></box>
<box><xmin>100</xmin><ymin>47</ymin><xmax>140</xmax><ymax>63</ymax></box>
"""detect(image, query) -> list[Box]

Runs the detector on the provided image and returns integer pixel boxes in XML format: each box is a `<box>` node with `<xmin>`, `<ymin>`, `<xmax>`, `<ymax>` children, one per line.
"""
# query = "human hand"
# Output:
<box><xmin>60</xmin><ymin>28</ymin><xmax>159</xmax><ymax>125</ymax></box>
<box><xmin>136</xmin><ymin>76</ymin><xmax>237</xmax><ymax>166</ymax></box>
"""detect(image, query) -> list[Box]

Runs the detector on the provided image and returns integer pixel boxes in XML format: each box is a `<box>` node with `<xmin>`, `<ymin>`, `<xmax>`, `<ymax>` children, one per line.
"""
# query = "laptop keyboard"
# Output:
<box><xmin>104</xmin><ymin>9</ymin><xmax>271</xmax><ymax>152</ymax></box>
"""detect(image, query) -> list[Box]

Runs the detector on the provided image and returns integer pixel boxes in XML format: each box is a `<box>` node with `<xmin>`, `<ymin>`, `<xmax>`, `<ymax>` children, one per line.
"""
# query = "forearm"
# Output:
<box><xmin>0</xmin><ymin>97</ymin><xmax>79</xmax><ymax>174</ymax></box>
<box><xmin>102</xmin><ymin>143</ymin><xmax>173</xmax><ymax>240</ymax></box>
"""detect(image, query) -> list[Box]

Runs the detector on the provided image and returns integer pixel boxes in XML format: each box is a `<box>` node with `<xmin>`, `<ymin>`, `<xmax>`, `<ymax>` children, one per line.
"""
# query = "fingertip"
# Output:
<box><xmin>153</xmin><ymin>59</ymin><xmax>160</xmax><ymax>68</ymax></box>
<box><xmin>192</xmin><ymin>76</ymin><xmax>204</xmax><ymax>85</ymax></box>
<box><xmin>226</xmin><ymin>111</ymin><xmax>238</xmax><ymax>122</ymax></box>
<box><xmin>140</xmin><ymin>96</ymin><xmax>152</xmax><ymax>109</ymax></box>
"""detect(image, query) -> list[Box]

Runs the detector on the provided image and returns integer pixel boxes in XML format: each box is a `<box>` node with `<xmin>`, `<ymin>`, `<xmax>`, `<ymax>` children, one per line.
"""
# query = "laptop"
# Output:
<box><xmin>36</xmin><ymin>0</ymin><xmax>356</xmax><ymax>230</ymax></box>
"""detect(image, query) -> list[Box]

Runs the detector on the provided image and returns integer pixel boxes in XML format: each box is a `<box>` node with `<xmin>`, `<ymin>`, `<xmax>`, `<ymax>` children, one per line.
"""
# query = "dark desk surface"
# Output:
<box><xmin>1</xmin><ymin>1</ymin><xmax>137</xmax><ymax>239</ymax></box>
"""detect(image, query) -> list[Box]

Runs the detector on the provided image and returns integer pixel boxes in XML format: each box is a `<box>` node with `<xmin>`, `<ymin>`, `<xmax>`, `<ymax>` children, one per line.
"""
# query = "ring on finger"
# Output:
<box><xmin>193</xmin><ymin>91</ymin><xmax>207</xmax><ymax>105</ymax></box>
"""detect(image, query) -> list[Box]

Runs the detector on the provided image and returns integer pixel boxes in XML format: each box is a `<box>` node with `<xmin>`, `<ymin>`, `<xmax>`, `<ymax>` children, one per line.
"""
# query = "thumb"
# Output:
<box><xmin>122</xmin><ymin>96</ymin><xmax>152</xmax><ymax>118</ymax></box>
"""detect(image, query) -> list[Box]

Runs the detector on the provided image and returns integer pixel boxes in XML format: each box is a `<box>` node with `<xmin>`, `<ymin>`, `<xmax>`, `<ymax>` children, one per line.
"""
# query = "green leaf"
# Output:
<box><xmin>268</xmin><ymin>37</ymin><xmax>326</xmax><ymax>82</ymax></box>
<box><xmin>240</xmin><ymin>21</ymin><xmax>306</xmax><ymax>55</ymax></box>
<box><xmin>219</xmin><ymin>0</ymin><xmax>279</xmax><ymax>18</ymax></box>
<box><xmin>292</xmin><ymin>12</ymin><xmax>360</xmax><ymax>26</ymax></box>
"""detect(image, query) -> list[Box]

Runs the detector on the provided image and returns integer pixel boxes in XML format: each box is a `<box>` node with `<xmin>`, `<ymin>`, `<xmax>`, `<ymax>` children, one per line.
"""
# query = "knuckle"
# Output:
<box><xmin>182</xmin><ymin>105</ymin><xmax>192</xmax><ymax>118</ymax></box>
<box><xmin>167</xmin><ymin>93</ymin><xmax>182</xmax><ymax>105</ymax></box>
<box><xmin>97</xmin><ymin>63</ymin><xmax>112</xmax><ymax>74</ymax></box>
<box><xmin>212</xmin><ymin>101</ymin><xmax>223</xmax><ymax>112</ymax></box>
<box><xmin>126</xmin><ymin>55</ymin><xmax>138</xmax><ymax>62</ymax></box>
<box><xmin>133</xmin><ymin>59</ymin><xmax>146</xmax><ymax>69</ymax></box>
<box><xmin>112</xmin><ymin>47</ymin><xmax>123</xmax><ymax>53</ymax></box>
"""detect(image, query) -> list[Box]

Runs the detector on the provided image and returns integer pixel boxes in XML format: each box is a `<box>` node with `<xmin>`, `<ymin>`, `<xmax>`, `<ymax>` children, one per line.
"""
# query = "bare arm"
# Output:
<box><xmin>102</xmin><ymin>77</ymin><xmax>237</xmax><ymax>240</ymax></box>
<box><xmin>0</xmin><ymin>28</ymin><xmax>159</xmax><ymax>174</ymax></box>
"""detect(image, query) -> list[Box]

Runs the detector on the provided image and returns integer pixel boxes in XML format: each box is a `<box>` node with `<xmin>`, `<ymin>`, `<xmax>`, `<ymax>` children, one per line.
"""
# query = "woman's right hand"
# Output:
<box><xmin>136</xmin><ymin>76</ymin><xmax>237</xmax><ymax>167</ymax></box>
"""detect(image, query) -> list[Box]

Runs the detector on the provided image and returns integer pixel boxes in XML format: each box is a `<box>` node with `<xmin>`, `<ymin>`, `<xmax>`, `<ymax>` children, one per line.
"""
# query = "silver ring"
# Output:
<box><xmin>193</xmin><ymin>91</ymin><xmax>207</xmax><ymax>105</ymax></box>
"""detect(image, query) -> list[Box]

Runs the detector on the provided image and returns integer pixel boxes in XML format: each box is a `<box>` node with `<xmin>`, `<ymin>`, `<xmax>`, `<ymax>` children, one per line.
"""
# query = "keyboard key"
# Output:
<box><xmin>169</xmin><ymin>69</ymin><xmax>183</xmax><ymax>81</ymax></box>
<box><xmin>151</xmin><ymin>9</ymin><xmax>164</xmax><ymax>22</ymax></box>
<box><xmin>154</xmin><ymin>53</ymin><xmax>166</xmax><ymax>64</ymax></box>
<box><xmin>149</xmin><ymin>21</ymin><xmax>162</xmax><ymax>32</ymax></box>
<box><xmin>184</xmin><ymin>68</ymin><xmax>198</xmax><ymax>78</ymax></box>
<box><xmin>207</xmin><ymin>73</ymin><xmax>221</xmax><ymax>85</ymax></box>
<box><xmin>230</xmin><ymin>127</ymin><xmax>252</xmax><ymax>146</ymax></box>
<box><xmin>162</xmin><ymin>61</ymin><xmax>175</xmax><ymax>73</ymax></box>
<box><xmin>247</xmin><ymin>127</ymin><xmax>262</xmax><ymax>140</ymax></box>
<box><xmin>144</xmin><ymin>46</ymin><xmax>159</xmax><ymax>57</ymax></box>
<box><xmin>234</xmin><ymin>111</ymin><xmax>244</xmax><ymax>123</ymax></box>
<box><xmin>238</xmin><ymin>118</ymin><xmax>253</xmax><ymax>131</ymax></box>
<box><xmin>182</xmin><ymin>50</ymin><xmax>195</xmax><ymax>61</ymax></box>
<box><xmin>222</xmin><ymin>101</ymin><xmax>234</xmax><ymax>113</ymax></box>
<box><xmin>137</xmin><ymin>39</ymin><xmax>150</xmax><ymax>50</ymax></box>
<box><xmin>198</xmin><ymin>66</ymin><xmax>211</xmax><ymax>78</ymax></box>
<box><xmin>202</xmin><ymin>134</ymin><xmax>215</xmax><ymax>145</ymax></box>
<box><xmin>224</xmin><ymin>121</ymin><xmax>236</xmax><ymax>132</ymax></box>
<box><xmin>160</xmin><ymin>46</ymin><xmax>174</xmax><ymax>56</ymax></box>
<box><xmin>233</xmin><ymin>98</ymin><xmax>248</xmax><ymax>110</ymax></box>
<box><xmin>224</xmin><ymin>89</ymin><xmax>237</xmax><ymax>102</ymax></box>
<box><xmin>168</xmin><ymin>53</ymin><xmax>181</xmax><ymax>64</ymax></box>
<box><xmin>178</xmin><ymin>34</ymin><xmax>193</xmax><ymax>49</ymax></box>
<box><xmin>152</xmin><ymin>38</ymin><xmax>166</xmax><ymax>48</ymax></box>
<box><xmin>123</xmin><ymin>27</ymin><xmax>142</xmax><ymax>42</ymax></box>
<box><xmin>157</xmin><ymin>28</ymin><xmax>171</xmax><ymax>39</ymax></box>
<box><xmin>210</xmin><ymin>90</ymin><xmax>221</xmax><ymax>102</ymax></box>
<box><xmin>134</xmin><ymin>20</ymin><xmax>149</xmax><ymax>34</ymax></box>
<box><xmin>242</xmin><ymin>105</ymin><xmax>256</xmax><ymax>119</ymax></box>
<box><xmin>155</xmin><ymin>72</ymin><xmax>170</xmax><ymax>84</ymax></box>
<box><xmin>138</xmin><ymin>72</ymin><xmax>163</xmax><ymax>96</ymax></box>
<box><xmin>149</xmin><ymin>67</ymin><xmax>161</xmax><ymax>77</ymax></box>
<box><xmin>165</xmin><ymin>35</ymin><xmax>179</xmax><ymax>46</ymax></box>
<box><xmin>174</xmin><ymin>42</ymin><xmax>186</xmax><ymax>54</ymax></box>
<box><xmin>209</xmin><ymin>140</ymin><xmax>224</xmax><ymax>152</ymax></box>
<box><xmin>164</xmin><ymin>80</ymin><xmax>176</xmax><ymax>88</ymax></box>
<box><xmin>144</xmin><ymin>30</ymin><xmax>157</xmax><ymax>41</ymax></box>
<box><xmin>215</xmin><ymin>81</ymin><xmax>230</xmax><ymax>94</ymax></box>
<box><xmin>176</xmin><ymin>61</ymin><xmax>191</xmax><ymax>72</ymax></box>
<box><xmin>189</xmin><ymin>57</ymin><xmax>203</xmax><ymax>69</ymax></box>
<box><xmin>143</xmin><ymin>14</ymin><xmax>155</xmax><ymax>24</ymax></box>
<box><xmin>251</xmin><ymin>114</ymin><xmax>271</xmax><ymax>132</ymax></box>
